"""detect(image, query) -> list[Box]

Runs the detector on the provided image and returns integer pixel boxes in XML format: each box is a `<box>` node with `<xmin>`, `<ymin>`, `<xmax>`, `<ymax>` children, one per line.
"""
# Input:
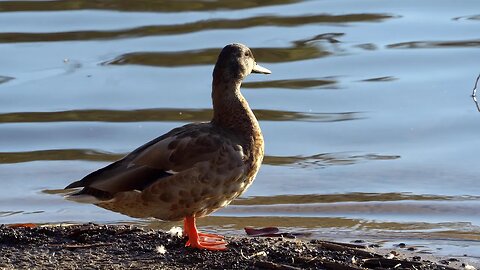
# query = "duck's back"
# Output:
<box><xmin>66</xmin><ymin>122</ymin><xmax>261</xmax><ymax>220</ymax></box>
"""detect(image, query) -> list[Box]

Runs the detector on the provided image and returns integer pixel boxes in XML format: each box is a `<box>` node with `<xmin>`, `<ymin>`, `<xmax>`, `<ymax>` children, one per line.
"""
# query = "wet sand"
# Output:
<box><xmin>0</xmin><ymin>224</ymin><xmax>468</xmax><ymax>270</ymax></box>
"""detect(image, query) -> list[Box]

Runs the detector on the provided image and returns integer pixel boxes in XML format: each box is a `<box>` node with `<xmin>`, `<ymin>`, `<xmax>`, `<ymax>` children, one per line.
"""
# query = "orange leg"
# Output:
<box><xmin>183</xmin><ymin>216</ymin><xmax>227</xmax><ymax>251</ymax></box>
<box><xmin>183</xmin><ymin>219</ymin><xmax>224</xmax><ymax>241</ymax></box>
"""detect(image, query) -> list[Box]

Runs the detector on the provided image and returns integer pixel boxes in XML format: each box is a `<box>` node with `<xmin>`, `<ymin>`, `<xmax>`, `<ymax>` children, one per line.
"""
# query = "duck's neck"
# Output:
<box><xmin>211</xmin><ymin>74</ymin><xmax>263</xmax><ymax>150</ymax></box>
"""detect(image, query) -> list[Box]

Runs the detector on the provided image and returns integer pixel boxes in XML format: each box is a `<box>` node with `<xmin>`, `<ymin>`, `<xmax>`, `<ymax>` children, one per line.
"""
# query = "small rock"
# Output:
<box><xmin>439</xmin><ymin>260</ymin><xmax>449</xmax><ymax>265</ymax></box>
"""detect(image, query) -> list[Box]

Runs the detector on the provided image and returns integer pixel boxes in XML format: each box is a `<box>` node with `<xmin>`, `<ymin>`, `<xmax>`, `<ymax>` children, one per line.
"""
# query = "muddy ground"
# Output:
<box><xmin>0</xmin><ymin>224</ymin><xmax>472</xmax><ymax>269</ymax></box>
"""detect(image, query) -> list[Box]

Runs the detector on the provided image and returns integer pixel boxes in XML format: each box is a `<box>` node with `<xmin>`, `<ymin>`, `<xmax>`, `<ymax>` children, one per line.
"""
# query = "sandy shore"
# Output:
<box><xmin>0</xmin><ymin>224</ymin><xmax>470</xmax><ymax>269</ymax></box>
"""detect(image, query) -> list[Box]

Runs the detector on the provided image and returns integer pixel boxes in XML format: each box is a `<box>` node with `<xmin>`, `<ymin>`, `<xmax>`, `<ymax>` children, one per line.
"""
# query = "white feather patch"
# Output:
<box><xmin>65</xmin><ymin>194</ymin><xmax>115</xmax><ymax>204</ymax></box>
<box><xmin>167</xmin><ymin>226</ymin><xmax>183</xmax><ymax>237</ymax></box>
<box><xmin>156</xmin><ymin>245</ymin><xmax>167</xmax><ymax>254</ymax></box>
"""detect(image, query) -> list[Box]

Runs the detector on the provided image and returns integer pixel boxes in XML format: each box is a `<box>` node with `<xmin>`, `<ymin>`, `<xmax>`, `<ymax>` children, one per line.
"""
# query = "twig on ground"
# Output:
<box><xmin>254</xmin><ymin>260</ymin><xmax>302</xmax><ymax>270</ymax></box>
<box><xmin>311</xmin><ymin>240</ymin><xmax>380</xmax><ymax>259</ymax></box>
<box><xmin>50</xmin><ymin>242</ymin><xmax>113</xmax><ymax>250</ymax></box>
<box><xmin>472</xmin><ymin>73</ymin><xmax>480</xmax><ymax>97</ymax></box>
<box><xmin>471</xmin><ymin>74</ymin><xmax>480</xmax><ymax>112</ymax></box>
<box><xmin>295</xmin><ymin>256</ymin><xmax>364</xmax><ymax>270</ymax></box>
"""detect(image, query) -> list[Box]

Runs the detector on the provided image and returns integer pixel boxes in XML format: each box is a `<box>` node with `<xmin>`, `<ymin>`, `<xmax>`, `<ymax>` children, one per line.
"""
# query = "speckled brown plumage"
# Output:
<box><xmin>65</xmin><ymin>44</ymin><xmax>270</xmax><ymax>248</ymax></box>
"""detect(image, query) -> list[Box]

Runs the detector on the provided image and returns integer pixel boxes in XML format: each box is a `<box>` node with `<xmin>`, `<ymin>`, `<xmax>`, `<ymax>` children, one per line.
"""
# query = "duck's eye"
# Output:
<box><xmin>244</xmin><ymin>51</ymin><xmax>251</xmax><ymax>57</ymax></box>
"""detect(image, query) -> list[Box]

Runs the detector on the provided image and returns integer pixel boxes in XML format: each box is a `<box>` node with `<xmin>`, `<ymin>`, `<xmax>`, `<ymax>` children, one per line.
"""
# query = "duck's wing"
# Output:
<box><xmin>65</xmin><ymin>123</ymin><xmax>244</xmax><ymax>199</ymax></box>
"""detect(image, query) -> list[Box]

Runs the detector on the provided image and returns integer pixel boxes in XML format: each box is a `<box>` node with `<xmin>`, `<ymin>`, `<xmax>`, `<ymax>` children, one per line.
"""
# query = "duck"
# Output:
<box><xmin>65</xmin><ymin>43</ymin><xmax>271</xmax><ymax>251</ymax></box>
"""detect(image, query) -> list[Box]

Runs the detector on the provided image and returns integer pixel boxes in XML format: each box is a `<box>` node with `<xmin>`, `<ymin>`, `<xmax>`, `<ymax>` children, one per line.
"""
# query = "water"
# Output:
<box><xmin>1</xmin><ymin>0</ymin><xmax>480</xmax><ymax>264</ymax></box>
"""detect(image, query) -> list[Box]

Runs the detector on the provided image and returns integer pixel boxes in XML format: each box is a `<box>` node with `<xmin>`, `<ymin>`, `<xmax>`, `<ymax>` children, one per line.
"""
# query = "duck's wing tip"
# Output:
<box><xmin>64</xmin><ymin>186</ymin><xmax>115</xmax><ymax>204</ymax></box>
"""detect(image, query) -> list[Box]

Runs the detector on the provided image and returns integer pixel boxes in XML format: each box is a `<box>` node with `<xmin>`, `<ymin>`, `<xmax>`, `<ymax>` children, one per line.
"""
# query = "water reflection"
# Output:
<box><xmin>233</xmin><ymin>192</ymin><xmax>472</xmax><ymax>206</ymax></box>
<box><xmin>297</xmin><ymin>33</ymin><xmax>345</xmax><ymax>44</ymax></box>
<box><xmin>0</xmin><ymin>75</ymin><xmax>14</xmax><ymax>85</ymax></box>
<box><xmin>355</xmin><ymin>43</ymin><xmax>378</xmax><ymax>51</ymax></box>
<box><xmin>146</xmin><ymin>216</ymin><xmax>361</xmax><ymax>231</ymax></box>
<box><xmin>0</xmin><ymin>211</ymin><xmax>22</xmax><ymax>217</ymax></box>
<box><xmin>452</xmin><ymin>14</ymin><xmax>480</xmax><ymax>21</ymax></box>
<box><xmin>0</xmin><ymin>13</ymin><xmax>394</xmax><ymax>44</ymax></box>
<box><xmin>105</xmin><ymin>45</ymin><xmax>329</xmax><ymax>67</ymax></box>
<box><xmin>0</xmin><ymin>0</ymin><xmax>301</xmax><ymax>12</ymax></box>
<box><xmin>388</xmin><ymin>39</ymin><xmax>480</xmax><ymax>49</ymax></box>
<box><xmin>221</xmin><ymin>200</ymin><xmax>480</xmax><ymax>223</ymax></box>
<box><xmin>264</xmin><ymin>153</ymin><xmax>400</xmax><ymax>168</ymax></box>
<box><xmin>0</xmin><ymin>150</ymin><xmax>396</xmax><ymax>167</ymax></box>
<box><xmin>0</xmin><ymin>109</ymin><xmax>362</xmax><ymax>123</ymax></box>
<box><xmin>243</xmin><ymin>78</ymin><xmax>337</xmax><ymax>89</ymax></box>
<box><xmin>359</xmin><ymin>76</ymin><xmax>396</xmax><ymax>82</ymax></box>
<box><xmin>0</xmin><ymin>149</ymin><xmax>121</xmax><ymax>164</ymax></box>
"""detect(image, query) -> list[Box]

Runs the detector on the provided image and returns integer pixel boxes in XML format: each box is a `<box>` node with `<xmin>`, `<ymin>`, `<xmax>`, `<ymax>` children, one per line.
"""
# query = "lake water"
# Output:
<box><xmin>1</xmin><ymin>0</ymin><xmax>479</xmax><ymax>265</ymax></box>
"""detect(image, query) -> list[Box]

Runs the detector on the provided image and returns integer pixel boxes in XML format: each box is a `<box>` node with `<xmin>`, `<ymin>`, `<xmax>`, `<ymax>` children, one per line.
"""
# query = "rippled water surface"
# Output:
<box><xmin>1</xmin><ymin>0</ymin><xmax>480</xmax><ymax>264</ymax></box>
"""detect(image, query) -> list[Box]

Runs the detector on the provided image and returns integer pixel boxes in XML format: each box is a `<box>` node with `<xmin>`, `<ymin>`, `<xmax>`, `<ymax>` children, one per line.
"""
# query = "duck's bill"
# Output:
<box><xmin>252</xmin><ymin>63</ymin><xmax>271</xmax><ymax>74</ymax></box>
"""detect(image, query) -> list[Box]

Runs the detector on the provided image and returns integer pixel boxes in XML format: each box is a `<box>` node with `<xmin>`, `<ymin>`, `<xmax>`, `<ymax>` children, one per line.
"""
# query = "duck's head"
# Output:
<box><xmin>213</xmin><ymin>43</ymin><xmax>271</xmax><ymax>82</ymax></box>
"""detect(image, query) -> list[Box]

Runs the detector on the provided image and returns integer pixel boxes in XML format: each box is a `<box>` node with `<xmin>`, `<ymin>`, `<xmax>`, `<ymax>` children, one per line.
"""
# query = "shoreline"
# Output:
<box><xmin>0</xmin><ymin>223</ymin><xmax>473</xmax><ymax>269</ymax></box>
